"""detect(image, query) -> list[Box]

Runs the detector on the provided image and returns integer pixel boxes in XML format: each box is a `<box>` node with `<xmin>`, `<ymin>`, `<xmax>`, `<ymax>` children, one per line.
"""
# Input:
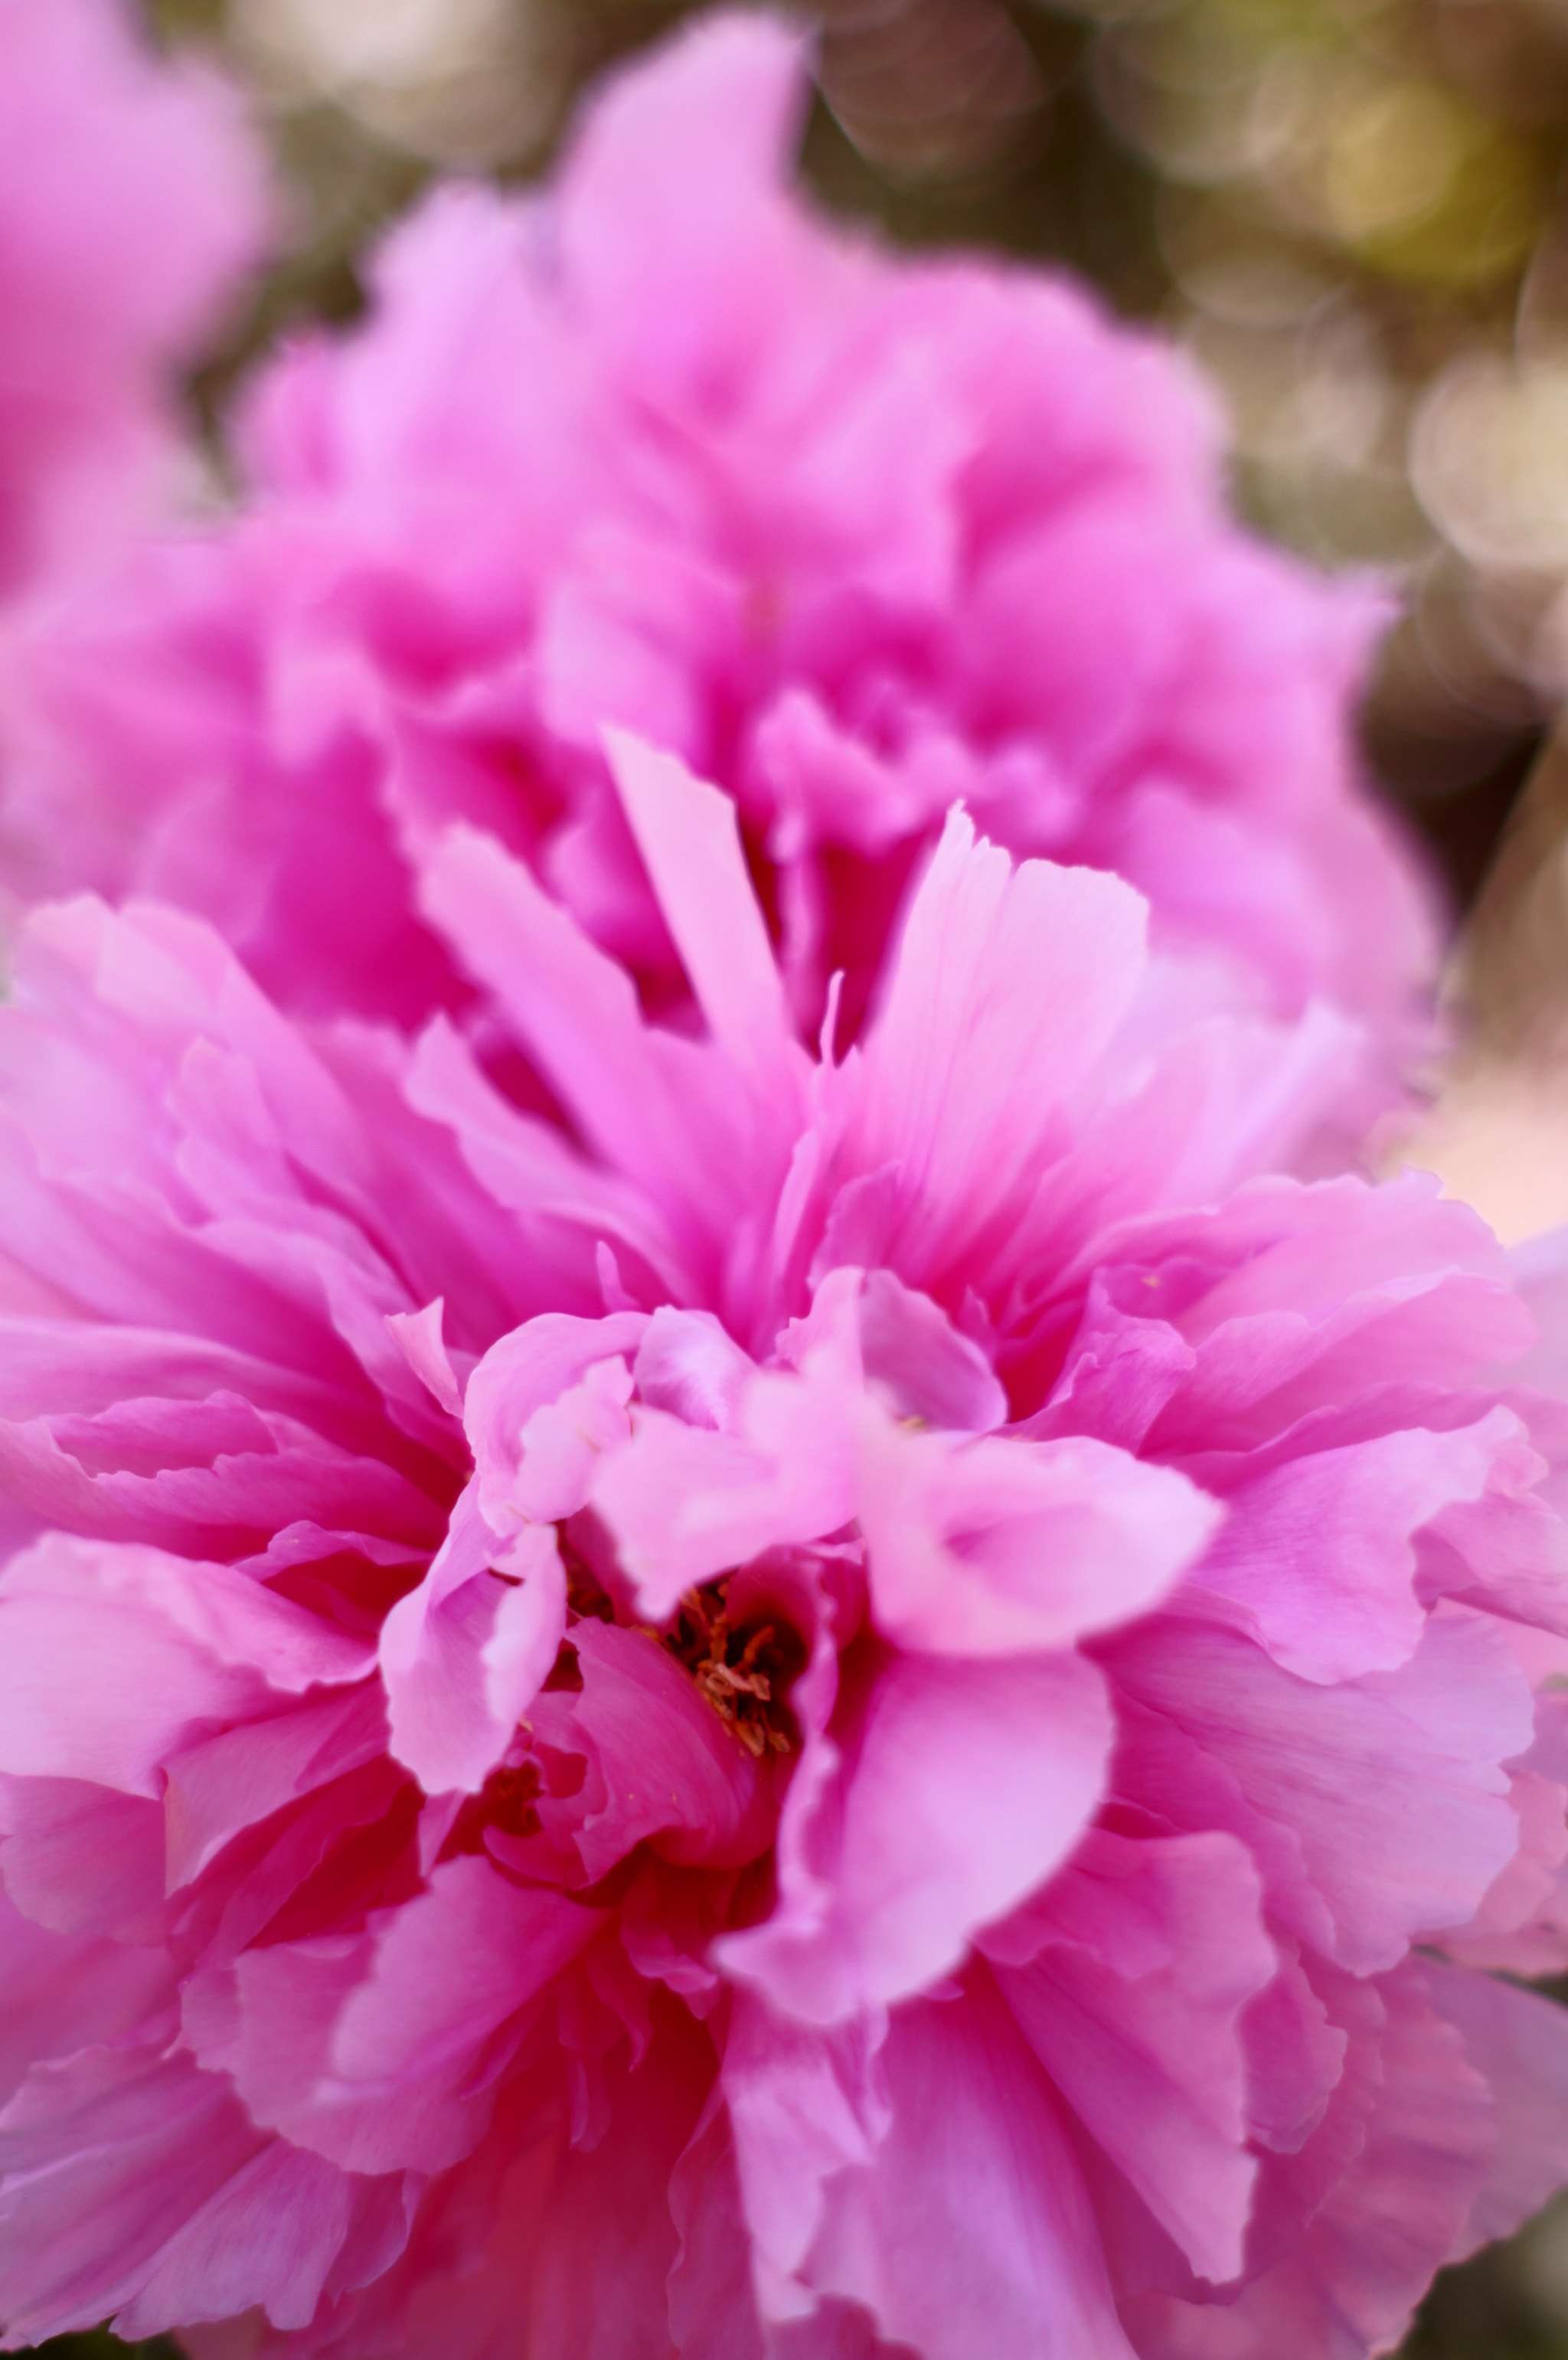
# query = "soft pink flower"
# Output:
<box><xmin>4</xmin><ymin>11</ymin><xmax>1433</xmax><ymax>1113</ymax></box>
<box><xmin>0</xmin><ymin>750</ymin><xmax>1563</xmax><ymax>2358</ymax></box>
<box><xmin>0</xmin><ymin>0</ymin><xmax>266</xmax><ymax>602</ymax></box>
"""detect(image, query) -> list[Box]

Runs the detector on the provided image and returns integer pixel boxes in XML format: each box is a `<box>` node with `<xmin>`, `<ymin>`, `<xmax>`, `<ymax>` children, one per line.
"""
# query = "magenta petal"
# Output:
<box><xmin>564</xmin><ymin>1618</ymin><xmax>776</xmax><ymax>1878</ymax></box>
<box><xmin>113</xmin><ymin>2143</ymin><xmax>412</xmax><ymax>2339</ymax></box>
<box><xmin>221</xmin><ymin>1856</ymin><xmax>604</xmax><ymax>2177</ymax></box>
<box><xmin>331</xmin><ymin>1854</ymin><xmax>602</xmax><ymax>2088</ymax></box>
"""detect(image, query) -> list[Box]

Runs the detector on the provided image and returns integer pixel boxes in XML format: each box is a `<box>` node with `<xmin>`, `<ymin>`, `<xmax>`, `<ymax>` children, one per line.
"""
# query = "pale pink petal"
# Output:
<box><xmin>854</xmin><ymin>1266</ymin><xmax>1006</xmax><ymax>1433</ymax></box>
<box><xmin>857</xmin><ymin>1414</ymin><xmax>1220</xmax><ymax>1656</ymax></box>
<box><xmin>556</xmin><ymin>11</ymin><xmax>808</xmax><ymax>412</ymax></box>
<box><xmin>385</xmin><ymin>1299</ymin><xmax>465</xmax><ymax>1420</ymax></box>
<box><xmin>0</xmin><ymin>0</ymin><xmax>267</xmax><ymax>597</ymax></box>
<box><xmin>163</xmin><ymin>1684</ymin><xmax>389</xmax><ymax>1891</ymax></box>
<box><xmin>113</xmin><ymin>2143</ymin><xmax>413</xmax><ymax>2339</ymax></box>
<box><xmin>380</xmin><ymin>1479</ymin><xmax>566</xmax><ymax>1796</ymax></box>
<box><xmin>0</xmin><ymin>2036</ymin><xmax>270</xmax><ymax>2345</ymax></box>
<box><xmin>462</xmin><ymin>1309</ymin><xmax>648</xmax><ymax>1533</ymax></box>
<box><xmin>1420</xmin><ymin>1956</ymin><xmax>1568</xmax><ymax>2256</ymax></box>
<box><xmin>0</xmin><ymin>1888</ymin><xmax>173</xmax><ymax>2105</ymax></box>
<box><xmin>0</xmin><ymin>1775</ymin><xmax>167</xmax><ymax>1941</ymax></box>
<box><xmin>632</xmin><ymin>1304</ymin><xmax>753</xmax><ymax>1431</ymax></box>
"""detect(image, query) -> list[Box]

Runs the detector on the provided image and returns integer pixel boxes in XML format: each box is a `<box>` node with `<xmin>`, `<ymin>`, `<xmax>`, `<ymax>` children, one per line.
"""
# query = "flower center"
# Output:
<box><xmin>662</xmin><ymin>1581</ymin><xmax>805</xmax><ymax>1759</ymax></box>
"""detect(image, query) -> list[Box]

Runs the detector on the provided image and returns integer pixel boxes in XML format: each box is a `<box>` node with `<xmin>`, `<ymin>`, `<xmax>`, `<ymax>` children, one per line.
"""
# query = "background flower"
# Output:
<box><xmin>2</xmin><ymin>15</ymin><xmax>1434</xmax><ymax>1139</ymax></box>
<box><xmin>0</xmin><ymin>0</ymin><xmax>266</xmax><ymax>606</ymax></box>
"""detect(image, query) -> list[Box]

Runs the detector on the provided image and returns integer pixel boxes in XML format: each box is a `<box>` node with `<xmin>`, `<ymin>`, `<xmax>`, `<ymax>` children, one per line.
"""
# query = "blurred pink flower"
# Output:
<box><xmin>0</xmin><ymin>749</ymin><xmax>1563</xmax><ymax>2358</ymax></box>
<box><xmin>4</xmin><ymin>11</ymin><xmax>1432</xmax><ymax>1124</ymax></box>
<box><xmin>0</xmin><ymin>0</ymin><xmax>266</xmax><ymax>602</ymax></box>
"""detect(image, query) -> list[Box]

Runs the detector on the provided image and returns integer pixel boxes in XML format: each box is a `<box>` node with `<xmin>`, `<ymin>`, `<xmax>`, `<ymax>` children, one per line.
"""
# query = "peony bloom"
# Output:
<box><xmin>3</xmin><ymin>12</ymin><xmax>1433</xmax><ymax>1123</ymax></box>
<box><xmin>0</xmin><ymin>743</ymin><xmax>1566</xmax><ymax>2358</ymax></box>
<box><xmin>0</xmin><ymin>0</ymin><xmax>266</xmax><ymax>603</ymax></box>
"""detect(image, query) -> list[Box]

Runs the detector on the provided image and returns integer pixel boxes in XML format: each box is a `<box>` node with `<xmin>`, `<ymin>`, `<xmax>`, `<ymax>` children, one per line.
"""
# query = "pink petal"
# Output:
<box><xmin>722</xmin><ymin>1647</ymin><xmax>1112</xmax><ymax>2022</ymax></box>
<box><xmin>982</xmin><ymin>1828</ymin><xmax>1276</xmax><ymax>2284</ymax></box>
<box><xmin>1190</xmin><ymin>1413</ymin><xmax>1514</xmax><ymax>1683</ymax></box>
<box><xmin>592</xmin><ymin>1376</ymin><xmax>855</xmax><ymax>1621</ymax></box>
<box><xmin>758</xmin><ymin>1976</ymin><xmax>1140</xmax><ymax>2358</ymax></box>
<box><xmin>1127</xmin><ymin>1962</ymin><xmax>1494</xmax><ymax>2360</ymax></box>
<box><xmin>0</xmin><ymin>1533</ymin><xmax>372</xmax><ymax>1796</ymax></box>
<box><xmin>605</xmin><ymin>728</ymin><xmax>801</xmax><ymax>1089</ymax></box>
<box><xmin>1107</xmin><ymin>1606</ymin><xmax>1530</xmax><ymax>1974</ymax></box>
<box><xmin>847</xmin><ymin>809</ymin><xmax>1147</xmax><ymax>1293</ymax></box>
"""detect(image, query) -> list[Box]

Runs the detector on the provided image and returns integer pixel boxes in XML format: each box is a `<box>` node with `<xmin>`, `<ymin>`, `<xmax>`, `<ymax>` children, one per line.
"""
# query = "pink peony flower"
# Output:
<box><xmin>0</xmin><ymin>0</ymin><xmax>267</xmax><ymax>603</ymax></box>
<box><xmin>0</xmin><ymin>745</ymin><xmax>1564</xmax><ymax>2358</ymax></box>
<box><xmin>3</xmin><ymin>12</ymin><xmax>1433</xmax><ymax>1116</ymax></box>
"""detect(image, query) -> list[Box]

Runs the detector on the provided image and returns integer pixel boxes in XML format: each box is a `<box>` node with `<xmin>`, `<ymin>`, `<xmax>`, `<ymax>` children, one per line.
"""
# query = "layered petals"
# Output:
<box><xmin>0</xmin><ymin>734</ymin><xmax>1557</xmax><ymax>2358</ymax></box>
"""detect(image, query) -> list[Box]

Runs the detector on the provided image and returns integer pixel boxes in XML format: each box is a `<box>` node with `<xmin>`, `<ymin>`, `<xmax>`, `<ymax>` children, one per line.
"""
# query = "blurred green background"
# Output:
<box><xmin>28</xmin><ymin>2</ymin><xmax>1568</xmax><ymax>2354</ymax></box>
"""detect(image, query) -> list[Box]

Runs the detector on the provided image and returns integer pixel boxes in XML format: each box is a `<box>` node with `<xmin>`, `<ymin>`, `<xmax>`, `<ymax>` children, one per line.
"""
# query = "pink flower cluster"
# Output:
<box><xmin>0</xmin><ymin>734</ymin><xmax>1567</xmax><ymax>2360</ymax></box>
<box><xmin>3</xmin><ymin>13</ymin><xmax>1568</xmax><ymax>2360</ymax></box>
<box><xmin>0</xmin><ymin>0</ymin><xmax>265</xmax><ymax>604</ymax></box>
<box><xmin>5</xmin><ymin>14</ymin><xmax>1432</xmax><ymax>1101</ymax></box>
